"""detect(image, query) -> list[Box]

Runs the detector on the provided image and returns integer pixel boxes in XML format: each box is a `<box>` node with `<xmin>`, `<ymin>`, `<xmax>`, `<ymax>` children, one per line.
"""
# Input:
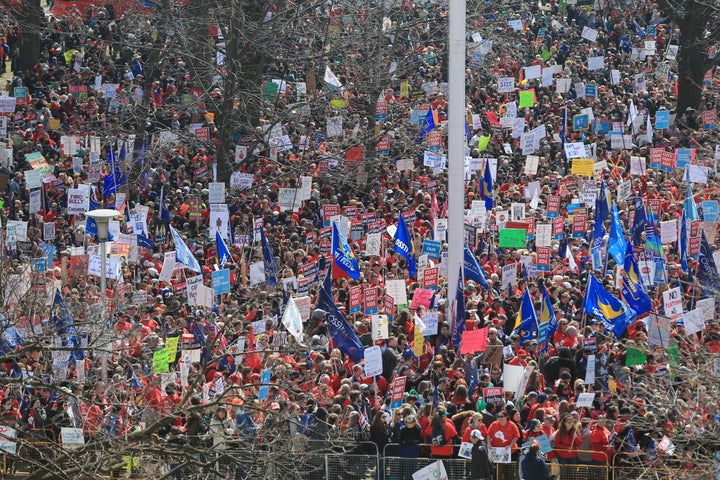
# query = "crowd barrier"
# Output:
<box><xmin>0</xmin><ymin>440</ymin><xmax>716</xmax><ymax>479</ymax></box>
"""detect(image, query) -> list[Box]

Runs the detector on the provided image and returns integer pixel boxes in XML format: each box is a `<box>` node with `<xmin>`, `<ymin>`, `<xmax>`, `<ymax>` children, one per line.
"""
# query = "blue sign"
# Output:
<box><xmin>675</xmin><ymin>148</ymin><xmax>694</xmax><ymax>168</ymax></box>
<box><xmin>593</xmin><ymin>119</ymin><xmax>610</xmax><ymax>135</ymax></box>
<box><xmin>574</xmin><ymin>114</ymin><xmax>589</xmax><ymax>131</ymax></box>
<box><xmin>212</xmin><ymin>269</ymin><xmax>231</xmax><ymax>295</ymax></box>
<box><xmin>655</xmin><ymin>110</ymin><xmax>670</xmax><ymax>129</ymax></box>
<box><xmin>703</xmin><ymin>201</ymin><xmax>719</xmax><ymax>222</ymax></box>
<box><xmin>257</xmin><ymin>368</ymin><xmax>272</xmax><ymax>400</ymax></box>
<box><xmin>421</xmin><ymin>239</ymin><xmax>442</xmax><ymax>259</ymax></box>
<box><xmin>585</xmin><ymin>84</ymin><xmax>597</xmax><ymax>100</ymax></box>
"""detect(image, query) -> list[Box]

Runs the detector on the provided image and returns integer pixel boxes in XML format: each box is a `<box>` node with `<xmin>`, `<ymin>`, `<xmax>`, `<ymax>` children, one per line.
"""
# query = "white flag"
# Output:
<box><xmin>281</xmin><ymin>295</ymin><xmax>304</xmax><ymax>345</ymax></box>
<box><xmin>646</xmin><ymin>113</ymin><xmax>653</xmax><ymax>145</ymax></box>
<box><xmin>412</xmin><ymin>460</ymin><xmax>448</xmax><ymax>480</ymax></box>
<box><xmin>566</xmin><ymin>246</ymin><xmax>578</xmax><ymax>273</ymax></box>
<box><xmin>324</xmin><ymin>65</ymin><xmax>343</xmax><ymax>88</ymax></box>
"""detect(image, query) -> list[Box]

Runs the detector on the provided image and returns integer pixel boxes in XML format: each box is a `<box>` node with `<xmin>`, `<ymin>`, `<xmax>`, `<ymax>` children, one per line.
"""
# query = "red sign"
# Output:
<box><xmin>572</xmin><ymin>213</ymin><xmax>587</xmax><ymax>235</ymax></box>
<box><xmin>422</xmin><ymin>267</ymin><xmax>439</xmax><ymax>289</ymax></box>
<box><xmin>523</xmin><ymin>217</ymin><xmax>535</xmax><ymax>235</ymax></box>
<box><xmin>343</xmin><ymin>205</ymin><xmax>358</xmax><ymax>219</ymax></box>
<box><xmin>390</xmin><ymin>376</ymin><xmax>407</xmax><ymax>407</ymax></box>
<box><xmin>364</xmin><ymin>287</ymin><xmax>378</xmax><ymax>314</ymax></box>
<box><xmin>536</xmin><ymin>247</ymin><xmax>551</xmax><ymax>269</ymax></box>
<box><xmin>349</xmin><ymin>285</ymin><xmax>362</xmax><ymax>313</ymax></box>
<box><xmin>194</xmin><ymin>127</ymin><xmax>210</xmax><ymax>142</ymax></box>
<box><xmin>547</xmin><ymin>196</ymin><xmax>560</xmax><ymax>216</ymax></box>
<box><xmin>689</xmin><ymin>236</ymin><xmax>701</xmax><ymax>256</ymax></box>
<box><xmin>650</xmin><ymin>148</ymin><xmax>663</xmax><ymax>166</ymax></box>
<box><xmin>647</xmin><ymin>198</ymin><xmax>662</xmax><ymax>216</ymax></box>
<box><xmin>483</xmin><ymin>387</ymin><xmax>504</xmax><ymax>404</ymax></box>
<box><xmin>661</xmin><ymin>151</ymin><xmax>675</xmax><ymax>170</ymax></box>
<box><xmin>506</xmin><ymin>221</ymin><xmax>528</xmax><ymax>231</ymax></box>
<box><xmin>691</xmin><ymin>220</ymin><xmax>701</xmax><ymax>237</ymax></box>
<box><xmin>322</xmin><ymin>204</ymin><xmax>341</xmax><ymax>223</ymax></box>
<box><xmin>384</xmin><ymin>294</ymin><xmax>395</xmax><ymax>316</ymax></box>
<box><xmin>376</xmin><ymin>135</ymin><xmax>391</xmax><ymax>154</ymax></box>
<box><xmin>553</xmin><ymin>217</ymin><xmax>565</xmax><ymax>236</ymax></box>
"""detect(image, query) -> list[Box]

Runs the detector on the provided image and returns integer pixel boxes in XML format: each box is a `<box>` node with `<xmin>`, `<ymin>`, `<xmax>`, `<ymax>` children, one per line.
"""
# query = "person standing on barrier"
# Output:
<box><xmin>469</xmin><ymin>429</ymin><xmax>493</xmax><ymax>480</ymax></box>
<box><xmin>521</xmin><ymin>442</ymin><xmax>550</xmax><ymax>480</ymax></box>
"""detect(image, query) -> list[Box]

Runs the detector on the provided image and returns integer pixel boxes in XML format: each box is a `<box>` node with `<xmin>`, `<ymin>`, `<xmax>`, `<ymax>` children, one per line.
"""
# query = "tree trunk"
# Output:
<box><xmin>676</xmin><ymin>25</ymin><xmax>709</xmax><ymax>115</ymax></box>
<box><xmin>17</xmin><ymin>0</ymin><xmax>43</xmax><ymax>72</ymax></box>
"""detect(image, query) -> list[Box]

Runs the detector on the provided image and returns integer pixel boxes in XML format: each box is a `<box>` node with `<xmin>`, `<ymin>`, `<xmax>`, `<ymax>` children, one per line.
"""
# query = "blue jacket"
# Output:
<box><xmin>521</xmin><ymin>452</ymin><xmax>549</xmax><ymax>480</ymax></box>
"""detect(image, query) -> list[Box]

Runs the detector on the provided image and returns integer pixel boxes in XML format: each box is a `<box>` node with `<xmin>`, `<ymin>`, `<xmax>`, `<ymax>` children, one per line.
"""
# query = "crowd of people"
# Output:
<box><xmin>0</xmin><ymin>0</ymin><xmax>719</xmax><ymax>478</ymax></box>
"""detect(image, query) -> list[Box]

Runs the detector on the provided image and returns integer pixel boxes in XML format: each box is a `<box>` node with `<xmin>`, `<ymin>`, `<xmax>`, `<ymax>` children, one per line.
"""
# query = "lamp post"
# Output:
<box><xmin>85</xmin><ymin>208</ymin><xmax>120</xmax><ymax>382</ymax></box>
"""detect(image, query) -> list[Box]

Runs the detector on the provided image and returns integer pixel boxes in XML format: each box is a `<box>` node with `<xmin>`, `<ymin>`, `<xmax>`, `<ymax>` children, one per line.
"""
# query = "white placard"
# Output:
<box><xmin>364</xmin><ymin>346</ymin><xmax>383</xmax><ymax>377</ymax></box>
<box><xmin>576</xmin><ymin>392</ymin><xmax>595</xmax><ymax>408</ymax></box>
<box><xmin>371</xmin><ymin>315</ymin><xmax>389</xmax><ymax>340</ymax></box>
<box><xmin>208</xmin><ymin>182</ymin><xmax>225</xmax><ymax>204</ymax></box>
<box><xmin>683</xmin><ymin>308</ymin><xmax>706</xmax><ymax>336</ymax></box>
<box><xmin>25</xmin><ymin>169</ymin><xmax>41</xmax><ymax>189</ymax></box>
<box><xmin>587</xmin><ymin>56</ymin><xmax>605</xmax><ymax>71</ymax></box>
<box><xmin>660</xmin><ymin>220</ymin><xmax>677</xmax><ymax>244</ymax></box>
<box><xmin>662</xmin><ymin>287</ymin><xmax>683</xmax><ymax>320</ymax></box>
<box><xmin>581</xmin><ymin>26</ymin><xmax>598</xmax><ymax>42</ymax></box>
<box><xmin>385</xmin><ymin>279</ymin><xmax>408</xmax><ymax>306</ymax></box>
<box><xmin>584</xmin><ymin>355</ymin><xmax>596</xmax><ymax>385</ymax></box>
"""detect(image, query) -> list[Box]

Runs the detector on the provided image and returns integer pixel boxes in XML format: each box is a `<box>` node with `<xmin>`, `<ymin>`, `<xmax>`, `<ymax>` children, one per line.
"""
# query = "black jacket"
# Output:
<box><xmin>470</xmin><ymin>441</ymin><xmax>493</xmax><ymax>479</ymax></box>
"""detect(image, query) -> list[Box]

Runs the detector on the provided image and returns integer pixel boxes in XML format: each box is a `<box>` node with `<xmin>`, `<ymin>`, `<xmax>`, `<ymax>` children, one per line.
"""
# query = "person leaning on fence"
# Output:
<box><xmin>521</xmin><ymin>441</ymin><xmax>550</xmax><ymax>480</ymax></box>
<box><xmin>423</xmin><ymin>407</ymin><xmax>458</xmax><ymax>458</ymax></box>
<box><xmin>469</xmin><ymin>429</ymin><xmax>493</xmax><ymax>480</ymax></box>
<box><xmin>589</xmin><ymin>415</ymin><xmax>615</xmax><ymax>478</ymax></box>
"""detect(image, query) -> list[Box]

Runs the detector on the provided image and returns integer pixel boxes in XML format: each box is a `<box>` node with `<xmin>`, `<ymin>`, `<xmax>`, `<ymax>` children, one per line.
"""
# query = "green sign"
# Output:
<box><xmin>499</xmin><ymin>228</ymin><xmax>527</xmax><ymax>248</ymax></box>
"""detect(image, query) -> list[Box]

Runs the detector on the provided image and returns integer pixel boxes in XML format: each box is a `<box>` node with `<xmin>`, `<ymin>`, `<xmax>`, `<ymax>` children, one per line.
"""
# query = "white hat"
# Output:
<box><xmin>470</xmin><ymin>429</ymin><xmax>484</xmax><ymax>440</ymax></box>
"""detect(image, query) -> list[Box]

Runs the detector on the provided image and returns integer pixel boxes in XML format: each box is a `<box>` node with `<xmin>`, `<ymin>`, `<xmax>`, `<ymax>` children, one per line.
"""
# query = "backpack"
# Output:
<box><xmin>430</xmin><ymin>424</ymin><xmax>446</xmax><ymax>446</ymax></box>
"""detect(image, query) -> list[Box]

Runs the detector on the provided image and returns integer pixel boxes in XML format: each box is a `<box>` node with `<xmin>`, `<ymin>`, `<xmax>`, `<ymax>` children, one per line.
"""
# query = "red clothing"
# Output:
<box><xmin>554</xmin><ymin>431</ymin><xmax>582</xmax><ymax>458</ymax></box>
<box><xmin>590</xmin><ymin>426</ymin><xmax>614</xmax><ymax>462</ymax></box>
<box><xmin>423</xmin><ymin>419</ymin><xmax>458</xmax><ymax>457</ymax></box>
<box><xmin>486</xmin><ymin>419</ymin><xmax>521</xmax><ymax>452</ymax></box>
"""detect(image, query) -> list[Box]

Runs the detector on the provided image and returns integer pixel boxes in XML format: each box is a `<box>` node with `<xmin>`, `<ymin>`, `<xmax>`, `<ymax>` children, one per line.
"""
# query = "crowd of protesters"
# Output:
<box><xmin>0</xmin><ymin>0</ymin><xmax>719</xmax><ymax>478</ymax></box>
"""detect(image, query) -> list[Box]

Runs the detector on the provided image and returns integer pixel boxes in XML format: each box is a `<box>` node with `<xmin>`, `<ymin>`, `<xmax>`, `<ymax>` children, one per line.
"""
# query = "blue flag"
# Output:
<box><xmin>598</xmin><ymin>180</ymin><xmax>611</xmax><ymax>220</ymax></box>
<box><xmin>259</xmin><ymin>226</ymin><xmax>278</xmax><ymax>285</ymax></box>
<box><xmin>684</xmin><ymin>167</ymin><xmax>699</xmax><ymax>221</ymax></box>
<box><xmin>697</xmin><ymin>230</ymin><xmax>720</xmax><ymax>295</ymax></box>
<box><xmin>216</xmin><ymin>230</ymin><xmax>231</xmax><ymax>268</ymax></box>
<box><xmin>631</xmin><ymin>196</ymin><xmax>647</xmax><ymax>246</ymax></box>
<box><xmin>317</xmin><ymin>272</ymin><xmax>364</xmax><ymax>363</ymax></box>
<box><xmin>169</xmin><ymin>225</ymin><xmax>202</xmax><ymax>274</ymax></box>
<box><xmin>583</xmin><ymin>275</ymin><xmax>636</xmax><ymax>337</ymax></box>
<box><xmin>51</xmin><ymin>289</ymin><xmax>82</xmax><ymax>359</ymax></box>
<box><xmin>394</xmin><ymin>214</ymin><xmax>416</xmax><ymax>277</ymax></box>
<box><xmin>463</xmin><ymin>244</ymin><xmax>489</xmax><ymax>290</ymax></box>
<box><xmin>608</xmin><ymin>204</ymin><xmax>627</xmax><ymax>267</ymax></box>
<box><xmin>679</xmin><ymin>210</ymin><xmax>688</xmax><ymax>273</ymax></box>
<box><xmin>621</xmin><ymin>242</ymin><xmax>652</xmax><ymax>316</ymax></box>
<box><xmin>538</xmin><ymin>286</ymin><xmax>557</xmax><ymax>352</ymax></box>
<box><xmin>513</xmin><ymin>289</ymin><xmax>539</xmax><ymax>345</ymax></box>
<box><xmin>103</xmin><ymin>147</ymin><xmax>127</xmax><ymax>197</ymax></box>
<box><xmin>452</xmin><ymin>268</ymin><xmax>466</xmax><ymax>350</ymax></box>
<box><xmin>560</xmin><ymin>107</ymin><xmax>567</xmax><ymax>146</ymax></box>
<box><xmin>137</xmin><ymin>234</ymin><xmax>153</xmax><ymax>249</ymax></box>
<box><xmin>482</xmin><ymin>159</ymin><xmax>493</xmax><ymax>210</ymax></box>
<box><xmin>416</xmin><ymin>106</ymin><xmax>436</xmax><ymax>143</ymax></box>
<box><xmin>331</xmin><ymin>223</ymin><xmax>360</xmax><ymax>279</ymax></box>
<box><xmin>591</xmin><ymin>198</ymin><xmax>606</xmax><ymax>270</ymax></box>
<box><xmin>159</xmin><ymin>186</ymin><xmax>171</xmax><ymax>224</ymax></box>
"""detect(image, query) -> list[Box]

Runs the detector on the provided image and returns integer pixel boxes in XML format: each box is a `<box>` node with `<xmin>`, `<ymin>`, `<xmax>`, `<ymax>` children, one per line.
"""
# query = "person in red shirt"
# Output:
<box><xmin>554</xmin><ymin>414</ymin><xmax>582</xmax><ymax>465</ymax></box>
<box><xmin>590</xmin><ymin>415</ymin><xmax>615</xmax><ymax>466</ymax></box>
<box><xmin>423</xmin><ymin>408</ymin><xmax>458</xmax><ymax>458</ymax></box>
<box><xmin>486</xmin><ymin>410</ymin><xmax>521</xmax><ymax>455</ymax></box>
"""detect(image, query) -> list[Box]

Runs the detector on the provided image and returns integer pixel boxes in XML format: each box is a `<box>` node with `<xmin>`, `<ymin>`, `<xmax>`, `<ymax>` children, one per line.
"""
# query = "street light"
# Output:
<box><xmin>85</xmin><ymin>208</ymin><xmax>120</xmax><ymax>382</ymax></box>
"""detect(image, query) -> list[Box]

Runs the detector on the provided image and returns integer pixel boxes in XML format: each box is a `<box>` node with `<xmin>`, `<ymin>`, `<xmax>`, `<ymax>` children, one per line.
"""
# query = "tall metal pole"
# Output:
<box><xmin>100</xmin><ymin>236</ymin><xmax>108</xmax><ymax>383</ymax></box>
<box><xmin>447</xmin><ymin>0</ymin><xmax>466</xmax><ymax>322</ymax></box>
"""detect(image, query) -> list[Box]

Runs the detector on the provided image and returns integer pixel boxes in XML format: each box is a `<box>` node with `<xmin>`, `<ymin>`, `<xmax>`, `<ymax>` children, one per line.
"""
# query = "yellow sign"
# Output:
<box><xmin>571</xmin><ymin>159</ymin><xmax>595</xmax><ymax>177</ymax></box>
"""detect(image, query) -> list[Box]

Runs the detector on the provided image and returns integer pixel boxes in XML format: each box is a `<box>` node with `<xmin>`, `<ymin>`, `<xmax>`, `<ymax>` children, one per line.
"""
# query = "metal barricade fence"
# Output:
<box><xmin>610</xmin><ymin>452</ymin><xmax>713</xmax><ymax>480</ymax></box>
